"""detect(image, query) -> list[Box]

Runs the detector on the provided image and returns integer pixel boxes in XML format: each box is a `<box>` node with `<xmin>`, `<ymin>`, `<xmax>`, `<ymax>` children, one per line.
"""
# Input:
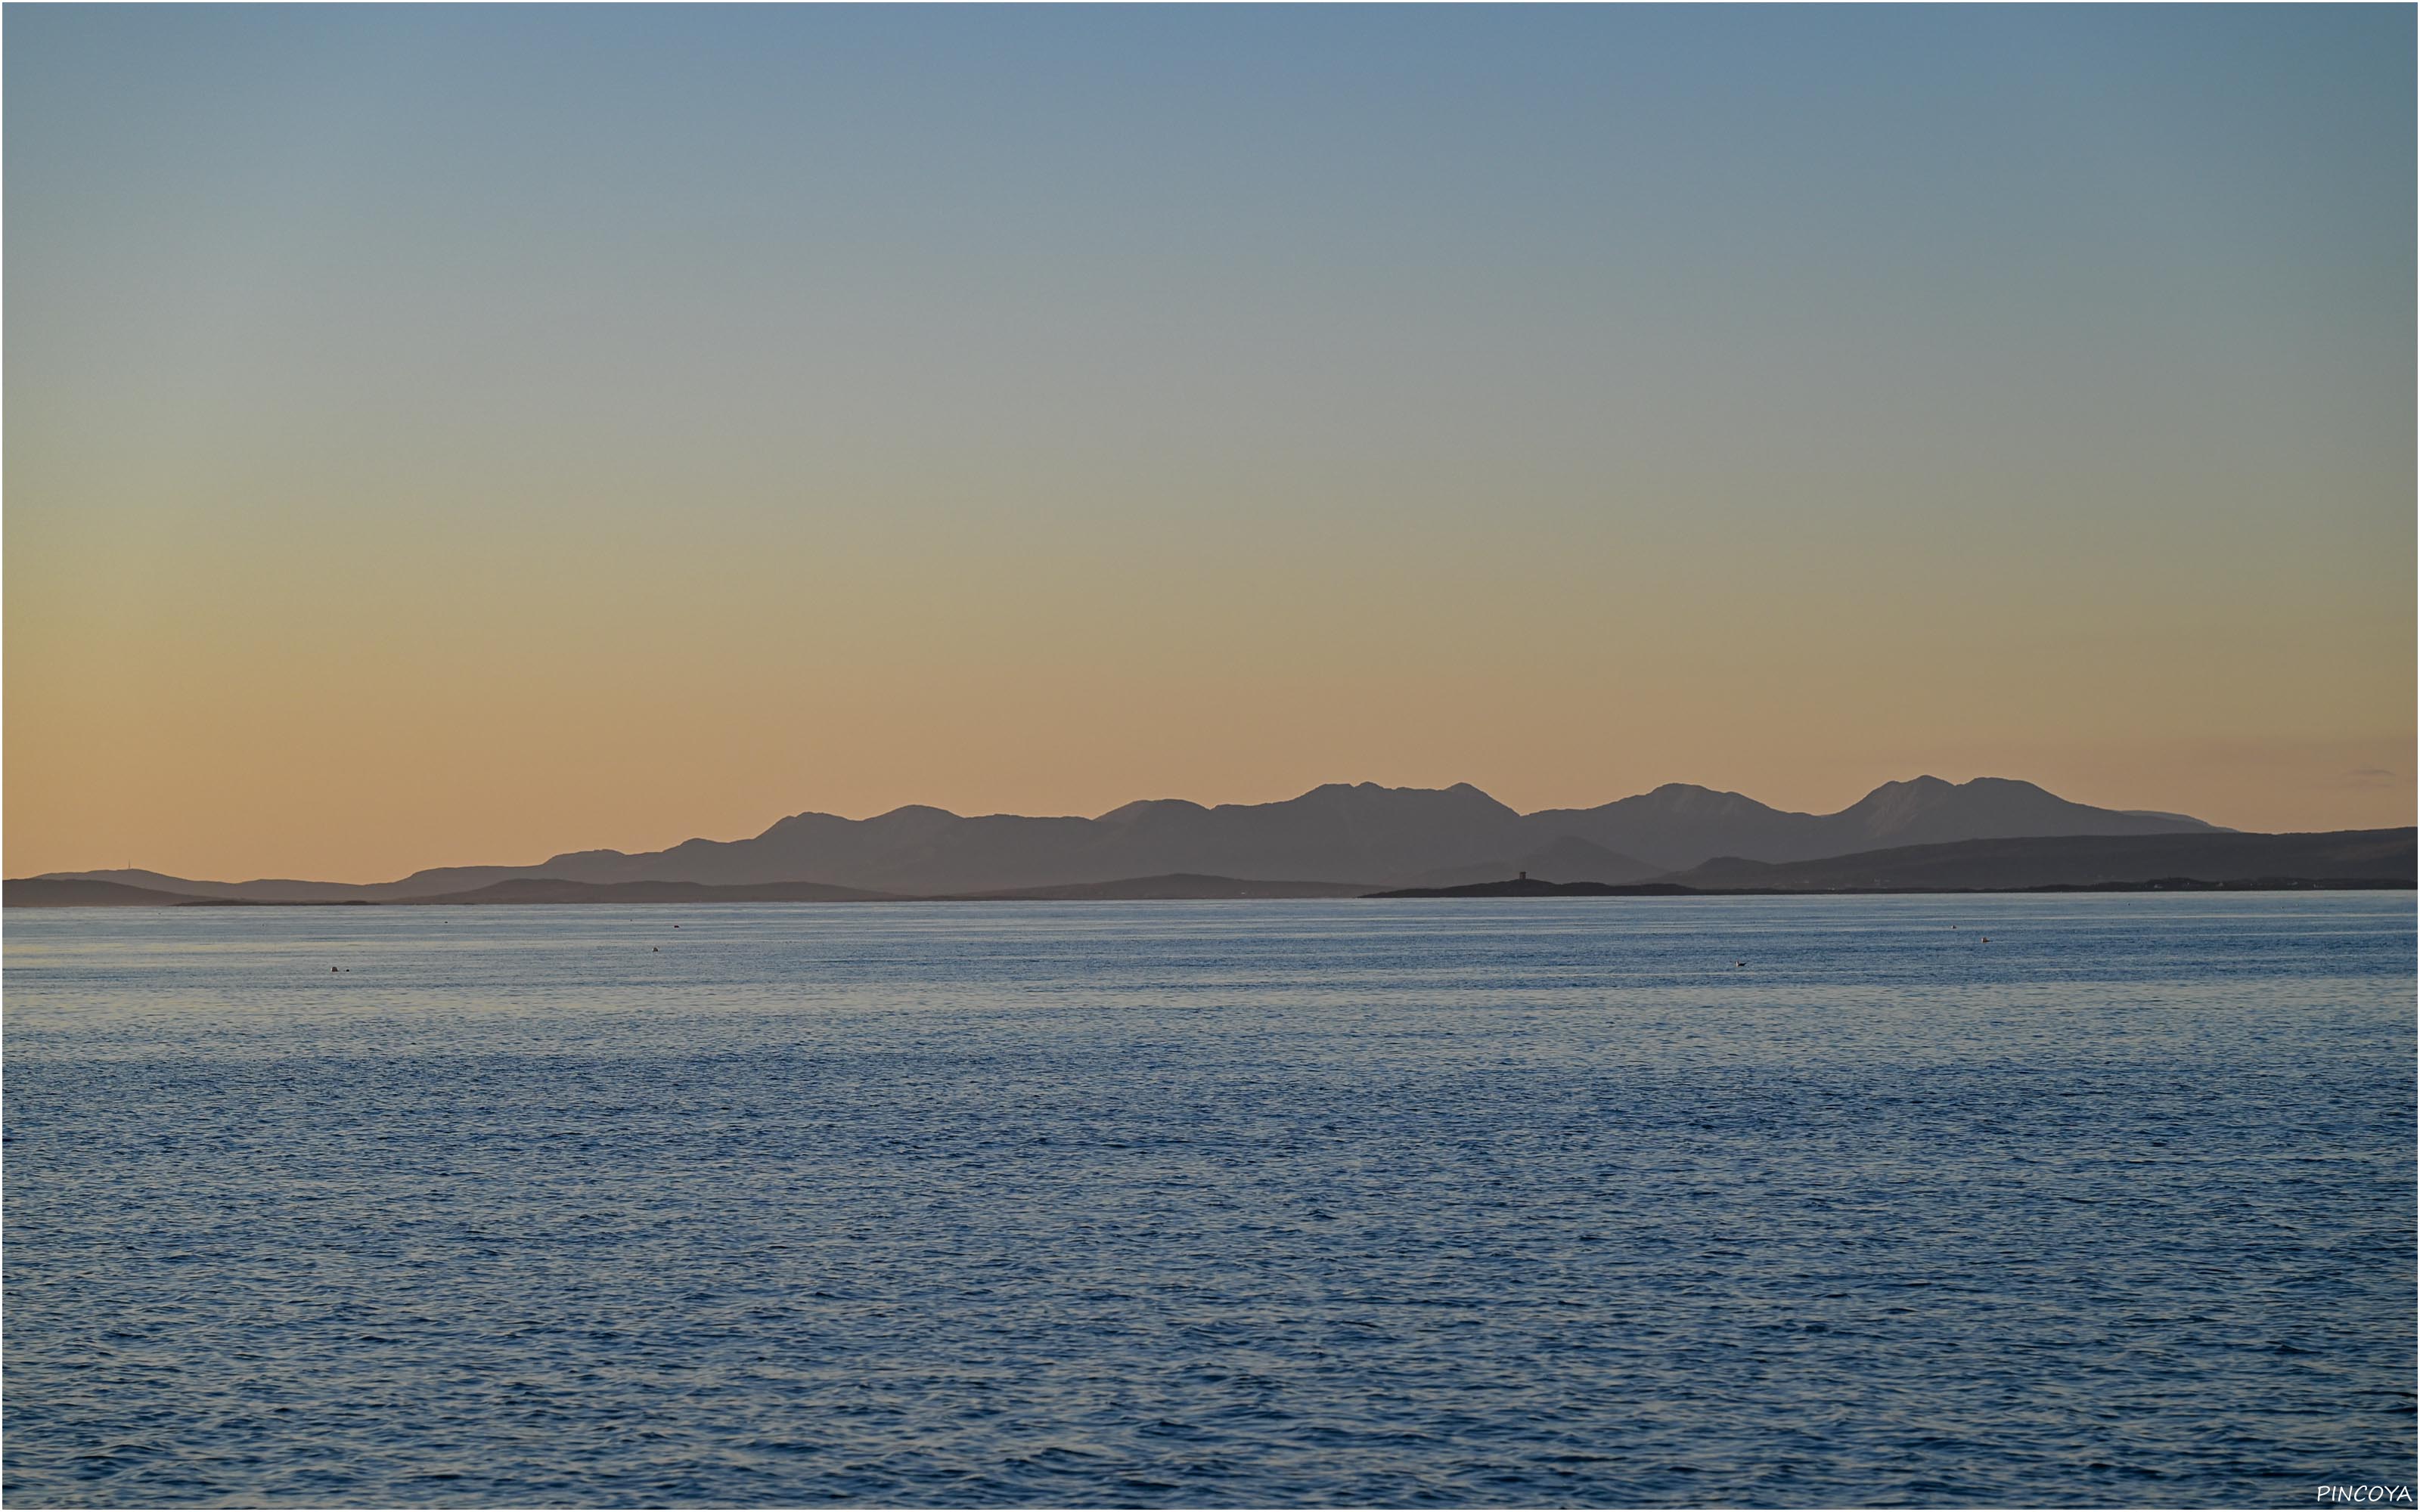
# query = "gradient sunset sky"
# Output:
<box><xmin>8</xmin><ymin>5</ymin><xmax>2413</xmax><ymax>883</ymax></box>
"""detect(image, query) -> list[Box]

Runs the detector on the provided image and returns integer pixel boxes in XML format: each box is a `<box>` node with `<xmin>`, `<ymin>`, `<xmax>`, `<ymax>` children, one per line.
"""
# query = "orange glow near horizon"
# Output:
<box><xmin>7</xmin><ymin>491</ymin><xmax>2410</xmax><ymax>881</ymax></box>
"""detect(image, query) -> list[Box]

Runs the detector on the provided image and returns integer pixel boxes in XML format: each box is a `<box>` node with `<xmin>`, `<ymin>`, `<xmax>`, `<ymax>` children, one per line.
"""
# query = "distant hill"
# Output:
<box><xmin>5</xmin><ymin>877</ymin><xmax>209</xmax><ymax>907</ymax></box>
<box><xmin>27</xmin><ymin>866</ymin><xmax>523</xmax><ymax>903</ymax></box>
<box><xmin>402</xmin><ymin>875</ymin><xmax>1372</xmax><ymax>903</ymax></box>
<box><xmin>33</xmin><ymin>775</ymin><xmax>2234</xmax><ymax>899</ymax></box>
<box><xmin>1665</xmin><ymin>828</ymin><xmax>2414</xmax><ymax>891</ymax></box>
<box><xmin>410</xmin><ymin>878</ymin><xmax>901</xmax><ymax>904</ymax></box>
<box><xmin>1374</xmin><ymin>829</ymin><xmax>2413</xmax><ymax>897</ymax></box>
<box><xmin>2</xmin><ymin>872</ymin><xmax>1386</xmax><ymax>907</ymax></box>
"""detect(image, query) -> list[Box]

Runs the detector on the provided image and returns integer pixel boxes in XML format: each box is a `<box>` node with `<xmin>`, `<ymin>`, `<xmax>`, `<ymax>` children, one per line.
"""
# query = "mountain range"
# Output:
<box><xmin>31</xmin><ymin>775</ymin><xmax>2255</xmax><ymax>901</ymax></box>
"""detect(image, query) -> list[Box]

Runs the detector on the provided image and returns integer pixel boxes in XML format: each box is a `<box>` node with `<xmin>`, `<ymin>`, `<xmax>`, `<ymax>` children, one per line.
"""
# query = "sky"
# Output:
<box><xmin>7</xmin><ymin>5</ymin><xmax>2413</xmax><ymax>882</ymax></box>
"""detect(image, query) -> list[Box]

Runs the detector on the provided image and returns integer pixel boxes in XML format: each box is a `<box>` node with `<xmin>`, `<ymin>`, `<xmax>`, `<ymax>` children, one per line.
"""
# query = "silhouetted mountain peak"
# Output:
<box><xmin>1841</xmin><ymin>775</ymin><xmax>1959</xmax><ymax>820</ymax></box>
<box><xmin>872</xmin><ymin>804</ymin><xmax>960</xmax><ymax>823</ymax></box>
<box><xmin>1629</xmin><ymin>783</ymin><xmax>1793</xmax><ymax>818</ymax></box>
<box><xmin>1280</xmin><ymin>781</ymin><xmax>1519</xmax><ymax>819</ymax></box>
<box><xmin>1836</xmin><ymin>775</ymin><xmax>2214</xmax><ymax>850</ymax></box>
<box><xmin>759</xmin><ymin>810</ymin><xmax>841</xmax><ymax>836</ymax></box>
<box><xmin>1095</xmin><ymin>798</ymin><xmax>1209</xmax><ymax>823</ymax></box>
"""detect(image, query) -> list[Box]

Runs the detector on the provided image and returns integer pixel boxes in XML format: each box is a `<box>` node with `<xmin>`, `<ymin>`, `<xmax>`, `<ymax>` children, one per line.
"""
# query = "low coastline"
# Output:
<box><xmin>8</xmin><ymin>872</ymin><xmax>2412</xmax><ymax>908</ymax></box>
<box><xmin>15</xmin><ymin>826</ymin><xmax>2412</xmax><ymax>907</ymax></box>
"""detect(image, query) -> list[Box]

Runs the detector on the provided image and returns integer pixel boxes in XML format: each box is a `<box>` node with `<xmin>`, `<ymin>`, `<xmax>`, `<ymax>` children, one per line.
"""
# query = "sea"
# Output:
<box><xmin>4</xmin><ymin>894</ymin><xmax>2413</xmax><ymax>1507</ymax></box>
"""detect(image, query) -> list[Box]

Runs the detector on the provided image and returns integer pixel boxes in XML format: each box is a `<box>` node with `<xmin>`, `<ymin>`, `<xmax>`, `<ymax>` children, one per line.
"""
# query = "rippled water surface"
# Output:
<box><xmin>5</xmin><ymin>896</ymin><xmax>2414</xmax><ymax>1506</ymax></box>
